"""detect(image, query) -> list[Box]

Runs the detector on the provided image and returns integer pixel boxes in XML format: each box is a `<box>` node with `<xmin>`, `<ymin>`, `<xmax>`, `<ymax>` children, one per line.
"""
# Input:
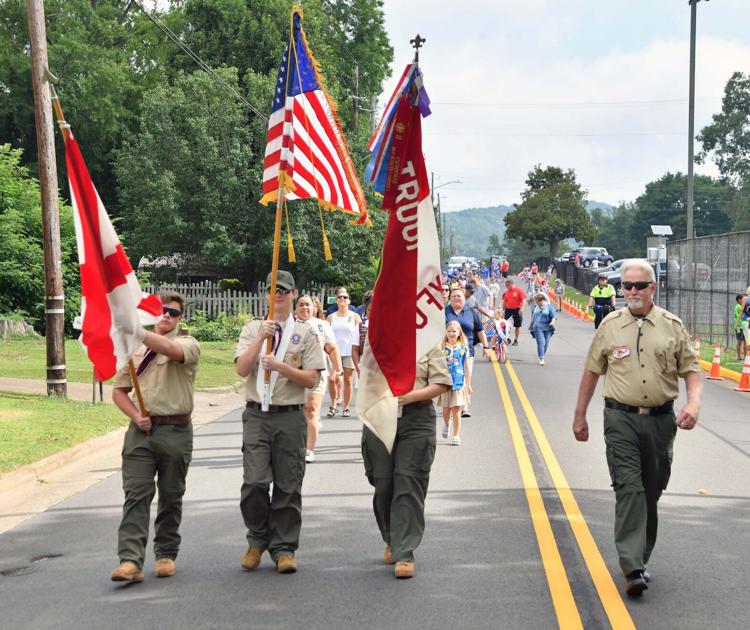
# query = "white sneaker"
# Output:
<box><xmin>441</xmin><ymin>426</ymin><xmax>449</xmax><ymax>439</ymax></box>
<box><xmin>305</xmin><ymin>450</ymin><xmax>315</xmax><ymax>463</ymax></box>
<box><xmin>451</xmin><ymin>436</ymin><xmax>461</xmax><ymax>446</ymax></box>
<box><xmin>539</xmin><ymin>359</ymin><xmax>545</xmax><ymax>365</ymax></box>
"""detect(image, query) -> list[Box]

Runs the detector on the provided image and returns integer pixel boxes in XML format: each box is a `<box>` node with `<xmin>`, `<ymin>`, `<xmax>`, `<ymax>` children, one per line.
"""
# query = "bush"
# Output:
<box><xmin>219</xmin><ymin>278</ymin><xmax>244</xmax><ymax>291</ymax></box>
<box><xmin>185</xmin><ymin>310</ymin><xmax>252</xmax><ymax>342</ymax></box>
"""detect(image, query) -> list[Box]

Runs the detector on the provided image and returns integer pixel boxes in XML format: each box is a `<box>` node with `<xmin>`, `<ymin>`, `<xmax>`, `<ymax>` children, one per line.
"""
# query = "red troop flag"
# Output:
<box><xmin>65</xmin><ymin>131</ymin><xmax>162</xmax><ymax>381</ymax></box>
<box><xmin>358</xmin><ymin>90</ymin><xmax>445</xmax><ymax>451</ymax></box>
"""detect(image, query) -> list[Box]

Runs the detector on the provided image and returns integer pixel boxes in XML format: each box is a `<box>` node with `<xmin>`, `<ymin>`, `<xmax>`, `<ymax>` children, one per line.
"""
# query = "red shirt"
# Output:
<box><xmin>502</xmin><ymin>287</ymin><xmax>526</xmax><ymax>310</ymax></box>
<box><xmin>500</xmin><ymin>261</ymin><xmax>509</xmax><ymax>272</ymax></box>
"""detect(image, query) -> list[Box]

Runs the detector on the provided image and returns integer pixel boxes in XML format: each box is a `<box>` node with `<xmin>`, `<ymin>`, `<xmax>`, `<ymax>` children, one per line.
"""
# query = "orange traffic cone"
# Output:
<box><xmin>735</xmin><ymin>352</ymin><xmax>750</xmax><ymax>392</ymax></box>
<box><xmin>693</xmin><ymin>337</ymin><xmax>701</xmax><ymax>360</ymax></box>
<box><xmin>706</xmin><ymin>344</ymin><xmax>723</xmax><ymax>380</ymax></box>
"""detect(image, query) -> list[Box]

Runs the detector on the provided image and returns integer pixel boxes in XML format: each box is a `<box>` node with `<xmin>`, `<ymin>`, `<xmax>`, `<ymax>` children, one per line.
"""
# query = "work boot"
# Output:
<box><xmin>241</xmin><ymin>547</ymin><xmax>263</xmax><ymax>571</ymax></box>
<box><xmin>155</xmin><ymin>557</ymin><xmax>176</xmax><ymax>578</ymax></box>
<box><xmin>394</xmin><ymin>561</ymin><xmax>414</xmax><ymax>579</ymax></box>
<box><xmin>275</xmin><ymin>554</ymin><xmax>297</xmax><ymax>574</ymax></box>
<box><xmin>111</xmin><ymin>561</ymin><xmax>144</xmax><ymax>582</ymax></box>
<box><xmin>384</xmin><ymin>545</ymin><xmax>394</xmax><ymax>565</ymax></box>
<box><xmin>625</xmin><ymin>570</ymin><xmax>648</xmax><ymax>597</ymax></box>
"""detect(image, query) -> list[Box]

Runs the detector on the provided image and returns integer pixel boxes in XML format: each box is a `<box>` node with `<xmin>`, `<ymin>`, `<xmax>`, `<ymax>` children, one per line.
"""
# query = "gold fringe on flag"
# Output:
<box><xmin>319</xmin><ymin>202</ymin><xmax>333</xmax><ymax>261</ymax></box>
<box><xmin>284</xmin><ymin>200</ymin><xmax>296</xmax><ymax>263</ymax></box>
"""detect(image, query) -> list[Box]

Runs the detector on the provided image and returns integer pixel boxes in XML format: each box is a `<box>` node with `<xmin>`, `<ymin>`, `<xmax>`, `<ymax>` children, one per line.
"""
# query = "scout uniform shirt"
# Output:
<box><xmin>235</xmin><ymin>318</ymin><xmax>326</xmax><ymax>404</ymax></box>
<box><xmin>112</xmin><ymin>329</ymin><xmax>201</xmax><ymax>415</ymax></box>
<box><xmin>413</xmin><ymin>345</ymin><xmax>453</xmax><ymax>392</ymax></box>
<box><xmin>584</xmin><ymin>305</ymin><xmax>699</xmax><ymax>407</ymax></box>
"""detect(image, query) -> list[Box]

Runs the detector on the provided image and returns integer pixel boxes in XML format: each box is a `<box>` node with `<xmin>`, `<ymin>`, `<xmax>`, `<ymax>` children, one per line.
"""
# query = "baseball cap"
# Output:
<box><xmin>266</xmin><ymin>270</ymin><xmax>295</xmax><ymax>290</ymax></box>
<box><xmin>465</xmin><ymin>282</ymin><xmax>475</xmax><ymax>292</ymax></box>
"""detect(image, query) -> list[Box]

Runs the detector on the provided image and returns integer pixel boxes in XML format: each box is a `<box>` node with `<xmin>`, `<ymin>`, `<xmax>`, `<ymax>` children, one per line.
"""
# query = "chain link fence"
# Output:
<box><xmin>667</xmin><ymin>231</ymin><xmax>750</xmax><ymax>345</ymax></box>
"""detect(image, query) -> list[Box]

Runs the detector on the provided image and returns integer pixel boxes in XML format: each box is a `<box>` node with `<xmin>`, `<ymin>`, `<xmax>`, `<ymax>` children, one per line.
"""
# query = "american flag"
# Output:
<box><xmin>259</xmin><ymin>8</ymin><xmax>367</xmax><ymax>224</ymax></box>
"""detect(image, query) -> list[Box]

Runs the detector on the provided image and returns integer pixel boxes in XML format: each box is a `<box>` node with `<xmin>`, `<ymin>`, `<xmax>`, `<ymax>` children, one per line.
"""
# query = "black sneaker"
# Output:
<box><xmin>461</xmin><ymin>411</ymin><xmax>471</xmax><ymax>418</ymax></box>
<box><xmin>512</xmin><ymin>340</ymin><xmax>518</xmax><ymax>346</ymax></box>
<box><xmin>625</xmin><ymin>570</ymin><xmax>648</xmax><ymax>597</ymax></box>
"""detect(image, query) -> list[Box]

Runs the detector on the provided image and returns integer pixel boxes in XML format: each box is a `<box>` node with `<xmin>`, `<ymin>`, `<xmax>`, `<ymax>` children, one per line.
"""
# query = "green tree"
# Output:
<box><xmin>0</xmin><ymin>144</ymin><xmax>79</xmax><ymax>332</ymax></box>
<box><xmin>589</xmin><ymin>202</ymin><xmax>639</xmax><ymax>259</ymax></box>
<box><xmin>504</xmin><ymin>165</ymin><xmax>595</xmax><ymax>259</ymax></box>
<box><xmin>486</xmin><ymin>233</ymin><xmax>502</xmax><ymax>256</ymax></box>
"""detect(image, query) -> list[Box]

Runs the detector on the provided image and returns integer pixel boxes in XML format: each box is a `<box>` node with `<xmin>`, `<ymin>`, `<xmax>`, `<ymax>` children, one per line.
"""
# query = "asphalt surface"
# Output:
<box><xmin>1</xmin><ymin>306</ymin><xmax>749</xmax><ymax>629</ymax></box>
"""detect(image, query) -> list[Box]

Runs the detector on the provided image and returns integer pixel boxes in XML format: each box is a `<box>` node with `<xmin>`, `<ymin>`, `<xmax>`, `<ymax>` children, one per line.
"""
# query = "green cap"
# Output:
<box><xmin>267</xmin><ymin>270</ymin><xmax>295</xmax><ymax>290</ymax></box>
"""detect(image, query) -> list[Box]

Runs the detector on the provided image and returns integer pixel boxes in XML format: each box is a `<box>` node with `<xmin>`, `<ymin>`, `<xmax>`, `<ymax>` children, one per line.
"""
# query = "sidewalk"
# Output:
<box><xmin>0</xmin><ymin>377</ymin><xmax>245</xmax><ymax>534</ymax></box>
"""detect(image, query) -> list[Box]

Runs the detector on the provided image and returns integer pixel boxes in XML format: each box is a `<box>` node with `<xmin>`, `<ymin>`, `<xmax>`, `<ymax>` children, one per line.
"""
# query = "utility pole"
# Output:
<box><xmin>353</xmin><ymin>62</ymin><xmax>359</xmax><ymax>131</ymax></box>
<box><xmin>686</xmin><ymin>0</ymin><xmax>705</xmax><ymax>332</ymax></box>
<box><xmin>370</xmin><ymin>94</ymin><xmax>377</xmax><ymax>135</ymax></box>
<box><xmin>27</xmin><ymin>0</ymin><xmax>67</xmax><ymax>397</ymax></box>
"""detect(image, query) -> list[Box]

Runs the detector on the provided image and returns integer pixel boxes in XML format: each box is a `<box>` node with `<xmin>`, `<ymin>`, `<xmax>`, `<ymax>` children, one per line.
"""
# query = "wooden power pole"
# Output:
<box><xmin>27</xmin><ymin>0</ymin><xmax>67</xmax><ymax>397</ymax></box>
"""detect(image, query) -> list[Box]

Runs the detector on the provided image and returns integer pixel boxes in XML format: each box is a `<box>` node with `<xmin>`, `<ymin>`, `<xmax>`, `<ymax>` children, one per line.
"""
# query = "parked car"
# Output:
<box><xmin>447</xmin><ymin>256</ymin><xmax>469</xmax><ymax>271</ymax></box>
<box><xmin>560</xmin><ymin>252</ymin><xmax>572</xmax><ymax>262</ymax></box>
<box><xmin>572</xmin><ymin>247</ymin><xmax>614</xmax><ymax>268</ymax></box>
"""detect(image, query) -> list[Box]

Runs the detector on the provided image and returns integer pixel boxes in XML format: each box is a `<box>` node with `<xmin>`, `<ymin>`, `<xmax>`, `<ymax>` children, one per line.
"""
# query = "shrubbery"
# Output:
<box><xmin>184</xmin><ymin>311</ymin><xmax>252</xmax><ymax>342</ymax></box>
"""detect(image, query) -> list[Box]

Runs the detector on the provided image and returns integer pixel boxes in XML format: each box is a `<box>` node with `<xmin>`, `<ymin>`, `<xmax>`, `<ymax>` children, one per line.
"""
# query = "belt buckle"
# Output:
<box><xmin>637</xmin><ymin>406</ymin><xmax>649</xmax><ymax>415</ymax></box>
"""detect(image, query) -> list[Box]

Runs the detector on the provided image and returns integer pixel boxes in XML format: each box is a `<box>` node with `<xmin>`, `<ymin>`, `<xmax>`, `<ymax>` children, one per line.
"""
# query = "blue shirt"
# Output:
<box><xmin>530</xmin><ymin>303</ymin><xmax>557</xmax><ymax>333</ymax></box>
<box><xmin>444</xmin><ymin>343</ymin><xmax>467</xmax><ymax>390</ymax></box>
<box><xmin>445</xmin><ymin>305</ymin><xmax>483</xmax><ymax>357</ymax></box>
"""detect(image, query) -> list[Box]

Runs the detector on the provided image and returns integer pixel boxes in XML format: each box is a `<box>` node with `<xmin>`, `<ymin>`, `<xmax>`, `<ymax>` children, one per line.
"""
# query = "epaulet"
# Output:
<box><xmin>661</xmin><ymin>309</ymin><xmax>684</xmax><ymax>324</ymax></box>
<box><xmin>600</xmin><ymin>310</ymin><xmax>623</xmax><ymax>326</ymax></box>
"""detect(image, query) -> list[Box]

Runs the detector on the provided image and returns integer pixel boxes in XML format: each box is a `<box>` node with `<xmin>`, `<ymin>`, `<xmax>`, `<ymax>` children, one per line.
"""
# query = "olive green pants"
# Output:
<box><xmin>603</xmin><ymin>408</ymin><xmax>677</xmax><ymax>575</ymax></box>
<box><xmin>117</xmin><ymin>422</ymin><xmax>193</xmax><ymax>568</ymax></box>
<box><xmin>361</xmin><ymin>402</ymin><xmax>437</xmax><ymax>563</ymax></box>
<box><xmin>240</xmin><ymin>406</ymin><xmax>307</xmax><ymax>560</ymax></box>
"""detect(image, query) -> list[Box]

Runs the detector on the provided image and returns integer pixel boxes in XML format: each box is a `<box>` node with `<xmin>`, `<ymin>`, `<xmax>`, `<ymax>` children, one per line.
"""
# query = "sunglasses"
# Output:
<box><xmin>162</xmin><ymin>306</ymin><xmax>182</xmax><ymax>317</ymax></box>
<box><xmin>622</xmin><ymin>281</ymin><xmax>653</xmax><ymax>291</ymax></box>
<box><xmin>337</xmin><ymin>295</ymin><xmax>349</xmax><ymax>299</ymax></box>
<box><xmin>266</xmin><ymin>287</ymin><xmax>292</xmax><ymax>295</ymax></box>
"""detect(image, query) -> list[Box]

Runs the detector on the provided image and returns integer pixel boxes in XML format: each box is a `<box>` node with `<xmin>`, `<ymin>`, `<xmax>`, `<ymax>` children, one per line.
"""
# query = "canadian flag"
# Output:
<box><xmin>358</xmin><ymin>93</ymin><xmax>444</xmax><ymax>452</ymax></box>
<box><xmin>66</xmin><ymin>131</ymin><xmax>162</xmax><ymax>381</ymax></box>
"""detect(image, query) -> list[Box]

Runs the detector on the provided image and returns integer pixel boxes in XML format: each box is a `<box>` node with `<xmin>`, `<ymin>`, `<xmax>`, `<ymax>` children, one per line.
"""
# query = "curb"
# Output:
<box><xmin>196</xmin><ymin>380</ymin><xmax>244</xmax><ymax>394</ymax></box>
<box><xmin>698</xmin><ymin>359</ymin><xmax>741</xmax><ymax>383</ymax></box>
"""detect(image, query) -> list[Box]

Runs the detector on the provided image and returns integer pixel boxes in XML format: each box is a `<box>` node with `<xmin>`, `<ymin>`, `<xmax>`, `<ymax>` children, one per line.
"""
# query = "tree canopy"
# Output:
<box><xmin>504</xmin><ymin>165</ymin><xmax>595</xmax><ymax>259</ymax></box>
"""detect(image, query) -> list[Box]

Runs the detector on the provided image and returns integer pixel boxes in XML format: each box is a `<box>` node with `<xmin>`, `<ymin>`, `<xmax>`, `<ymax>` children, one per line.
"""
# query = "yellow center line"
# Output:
<box><xmin>504</xmin><ymin>361</ymin><xmax>636</xmax><ymax>630</ymax></box>
<box><xmin>490</xmin><ymin>356</ymin><xmax>583</xmax><ymax>630</ymax></box>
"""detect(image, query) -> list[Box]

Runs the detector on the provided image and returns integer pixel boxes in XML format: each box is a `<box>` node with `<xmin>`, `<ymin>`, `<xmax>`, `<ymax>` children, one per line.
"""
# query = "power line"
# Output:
<box><xmin>130</xmin><ymin>0</ymin><xmax>268</xmax><ymax>122</ymax></box>
<box><xmin>430</xmin><ymin>97</ymin><xmax>721</xmax><ymax>110</ymax></box>
<box><xmin>425</xmin><ymin>131</ymin><xmax>684</xmax><ymax>137</ymax></box>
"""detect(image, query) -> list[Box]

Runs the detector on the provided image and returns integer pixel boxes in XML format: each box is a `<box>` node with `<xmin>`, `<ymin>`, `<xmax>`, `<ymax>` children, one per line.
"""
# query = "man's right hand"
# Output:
<box><xmin>573</xmin><ymin>414</ymin><xmax>589</xmax><ymax>442</ymax></box>
<box><xmin>257</xmin><ymin>320</ymin><xmax>277</xmax><ymax>340</ymax></box>
<box><xmin>133</xmin><ymin>414</ymin><xmax>152</xmax><ymax>432</ymax></box>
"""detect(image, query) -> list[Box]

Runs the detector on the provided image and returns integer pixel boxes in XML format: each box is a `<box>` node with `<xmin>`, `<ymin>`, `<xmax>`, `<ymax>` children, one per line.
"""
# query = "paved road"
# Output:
<box><xmin>1</xmin><ymin>308</ymin><xmax>749</xmax><ymax>629</ymax></box>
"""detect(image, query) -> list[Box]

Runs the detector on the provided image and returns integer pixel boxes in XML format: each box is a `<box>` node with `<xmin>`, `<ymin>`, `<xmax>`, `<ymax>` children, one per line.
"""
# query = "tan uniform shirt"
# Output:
<box><xmin>584</xmin><ymin>305</ymin><xmax>700</xmax><ymax>407</ymax></box>
<box><xmin>414</xmin><ymin>345</ymin><xmax>453</xmax><ymax>390</ymax></box>
<box><xmin>112</xmin><ymin>329</ymin><xmax>201</xmax><ymax>415</ymax></box>
<box><xmin>235</xmin><ymin>318</ymin><xmax>326</xmax><ymax>404</ymax></box>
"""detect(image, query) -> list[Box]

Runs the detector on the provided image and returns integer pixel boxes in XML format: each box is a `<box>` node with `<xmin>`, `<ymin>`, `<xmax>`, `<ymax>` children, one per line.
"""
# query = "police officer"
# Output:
<box><xmin>587</xmin><ymin>273</ymin><xmax>616</xmax><ymax>329</ymax></box>
<box><xmin>110</xmin><ymin>292</ymin><xmax>201</xmax><ymax>582</ymax></box>
<box><xmin>361</xmin><ymin>345</ymin><xmax>452</xmax><ymax>579</ymax></box>
<box><xmin>235</xmin><ymin>270</ymin><xmax>325</xmax><ymax>574</ymax></box>
<box><xmin>573</xmin><ymin>259</ymin><xmax>703</xmax><ymax>598</ymax></box>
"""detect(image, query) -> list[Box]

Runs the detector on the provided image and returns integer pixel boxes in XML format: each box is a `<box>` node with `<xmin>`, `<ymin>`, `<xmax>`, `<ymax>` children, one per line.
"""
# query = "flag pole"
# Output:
<box><xmin>51</xmin><ymin>88</ymin><xmax>151</xmax><ymax>428</ymax></box>
<box><xmin>262</xmin><ymin>186</ymin><xmax>284</xmax><ymax>412</ymax></box>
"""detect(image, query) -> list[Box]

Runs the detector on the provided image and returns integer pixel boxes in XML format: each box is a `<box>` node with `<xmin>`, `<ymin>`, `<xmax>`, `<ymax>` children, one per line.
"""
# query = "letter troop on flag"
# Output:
<box><xmin>259</xmin><ymin>6</ymin><xmax>368</xmax><ymax>225</ymax></box>
<box><xmin>65</xmin><ymin>128</ymin><xmax>162</xmax><ymax>381</ymax></box>
<box><xmin>358</xmin><ymin>65</ymin><xmax>444</xmax><ymax>452</ymax></box>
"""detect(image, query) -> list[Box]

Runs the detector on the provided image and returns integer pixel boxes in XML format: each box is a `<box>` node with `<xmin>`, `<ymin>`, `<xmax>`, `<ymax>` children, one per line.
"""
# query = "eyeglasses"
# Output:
<box><xmin>336</xmin><ymin>295</ymin><xmax>349</xmax><ymax>300</ymax></box>
<box><xmin>162</xmin><ymin>306</ymin><xmax>182</xmax><ymax>317</ymax></box>
<box><xmin>266</xmin><ymin>287</ymin><xmax>292</xmax><ymax>295</ymax></box>
<box><xmin>622</xmin><ymin>281</ymin><xmax>653</xmax><ymax>291</ymax></box>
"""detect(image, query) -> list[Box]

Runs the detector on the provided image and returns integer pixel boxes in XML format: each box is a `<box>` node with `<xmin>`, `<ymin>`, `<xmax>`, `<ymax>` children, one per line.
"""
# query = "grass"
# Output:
<box><xmin>0</xmin><ymin>337</ymin><xmax>239</xmax><ymax>390</ymax></box>
<box><xmin>0</xmin><ymin>391</ymin><xmax>127</xmax><ymax>474</ymax></box>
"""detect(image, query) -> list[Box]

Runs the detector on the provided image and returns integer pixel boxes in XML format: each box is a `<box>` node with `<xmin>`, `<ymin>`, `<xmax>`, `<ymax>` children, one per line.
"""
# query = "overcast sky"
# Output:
<box><xmin>380</xmin><ymin>0</ymin><xmax>750</xmax><ymax>212</ymax></box>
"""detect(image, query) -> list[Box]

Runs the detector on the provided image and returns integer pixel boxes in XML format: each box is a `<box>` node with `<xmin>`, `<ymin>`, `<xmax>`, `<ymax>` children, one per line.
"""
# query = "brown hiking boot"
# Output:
<box><xmin>241</xmin><ymin>547</ymin><xmax>263</xmax><ymax>571</ymax></box>
<box><xmin>384</xmin><ymin>545</ymin><xmax>394</xmax><ymax>565</ymax></box>
<box><xmin>111</xmin><ymin>561</ymin><xmax>144</xmax><ymax>582</ymax></box>
<box><xmin>394</xmin><ymin>561</ymin><xmax>414</xmax><ymax>579</ymax></box>
<box><xmin>155</xmin><ymin>557</ymin><xmax>176</xmax><ymax>578</ymax></box>
<box><xmin>275</xmin><ymin>554</ymin><xmax>297</xmax><ymax>574</ymax></box>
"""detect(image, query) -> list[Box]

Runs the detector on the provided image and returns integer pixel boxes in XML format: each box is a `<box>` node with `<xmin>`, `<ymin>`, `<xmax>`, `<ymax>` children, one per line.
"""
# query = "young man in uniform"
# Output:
<box><xmin>110</xmin><ymin>292</ymin><xmax>201</xmax><ymax>582</ymax></box>
<box><xmin>361</xmin><ymin>346</ymin><xmax>452</xmax><ymax>579</ymax></box>
<box><xmin>573</xmin><ymin>259</ymin><xmax>703</xmax><ymax>598</ymax></box>
<box><xmin>235</xmin><ymin>270</ymin><xmax>326</xmax><ymax>574</ymax></box>
<box><xmin>587</xmin><ymin>273</ymin><xmax>617</xmax><ymax>329</ymax></box>
<box><xmin>501</xmin><ymin>278</ymin><xmax>527</xmax><ymax>346</ymax></box>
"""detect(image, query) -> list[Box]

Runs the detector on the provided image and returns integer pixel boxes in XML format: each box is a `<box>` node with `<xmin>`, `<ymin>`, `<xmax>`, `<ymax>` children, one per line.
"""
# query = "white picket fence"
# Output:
<box><xmin>145</xmin><ymin>281</ymin><xmax>328</xmax><ymax>319</ymax></box>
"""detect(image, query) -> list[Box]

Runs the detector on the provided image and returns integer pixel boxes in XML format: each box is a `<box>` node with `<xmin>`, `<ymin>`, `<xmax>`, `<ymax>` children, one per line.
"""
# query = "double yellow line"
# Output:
<box><xmin>491</xmin><ymin>356</ymin><xmax>636</xmax><ymax>630</ymax></box>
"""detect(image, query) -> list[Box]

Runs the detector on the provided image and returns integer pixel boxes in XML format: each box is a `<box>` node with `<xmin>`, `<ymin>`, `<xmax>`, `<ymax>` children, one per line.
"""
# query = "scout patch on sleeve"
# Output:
<box><xmin>612</xmin><ymin>346</ymin><xmax>630</xmax><ymax>359</ymax></box>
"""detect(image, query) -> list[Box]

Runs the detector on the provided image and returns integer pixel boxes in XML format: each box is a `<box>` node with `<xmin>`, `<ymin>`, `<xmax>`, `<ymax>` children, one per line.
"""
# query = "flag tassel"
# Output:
<box><xmin>284</xmin><ymin>200</ymin><xmax>296</xmax><ymax>263</ymax></box>
<box><xmin>318</xmin><ymin>203</ymin><xmax>333</xmax><ymax>261</ymax></box>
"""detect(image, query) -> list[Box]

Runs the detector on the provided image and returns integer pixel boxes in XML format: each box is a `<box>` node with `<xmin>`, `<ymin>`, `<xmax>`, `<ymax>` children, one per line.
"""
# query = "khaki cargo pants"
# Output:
<box><xmin>603</xmin><ymin>407</ymin><xmax>677</xmax><ymax>575</ymax></box>
<box><xmin>118</xmin><ymin>422</ymin><xmax>193</xmax><ymax>568</ymax></box>
<box><xmin>361</xmin><ymin>402</ymin><xmax>437</xmax><ymax>563</ymax></box>
<box><xmin>240</xmin><ymin>406</ymin><xmax>307</xmax><ymax>560</ymax></box>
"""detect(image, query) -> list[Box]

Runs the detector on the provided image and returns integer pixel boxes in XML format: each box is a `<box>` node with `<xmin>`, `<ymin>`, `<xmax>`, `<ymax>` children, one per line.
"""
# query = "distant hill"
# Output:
<box><xmin>442</xmin><ymin>200</ymin><xmax>614</xmax><ymax>258</ymax></box>
<box><xmin>442</xmin><ymin>205</ymin><xmax>514</xmax><ymax>258</ymax></box>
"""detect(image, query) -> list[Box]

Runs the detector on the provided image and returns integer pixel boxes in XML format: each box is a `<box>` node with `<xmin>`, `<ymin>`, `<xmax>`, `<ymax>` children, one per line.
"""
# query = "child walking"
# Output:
<box><xmin>439</xmin><ymin>321</ymin><xmax>472</xmax><ymax>446</ymax></box>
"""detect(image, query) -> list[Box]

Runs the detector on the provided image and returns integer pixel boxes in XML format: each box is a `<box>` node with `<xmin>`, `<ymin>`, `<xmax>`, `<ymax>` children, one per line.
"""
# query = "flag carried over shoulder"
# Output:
<box><xmin>358</xmin><ymin>64</ymin><xmax>444</xmax><ymax>452</ymax></box>
<box><xmin>65</xmin><ymin>128</ymin><xmax>162</xmax><ymax>381</ymax></box>
<box><xmin>260</xmin><ymin>5</ymin><xmax>368</xmax><ymax>225</ymax></box>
